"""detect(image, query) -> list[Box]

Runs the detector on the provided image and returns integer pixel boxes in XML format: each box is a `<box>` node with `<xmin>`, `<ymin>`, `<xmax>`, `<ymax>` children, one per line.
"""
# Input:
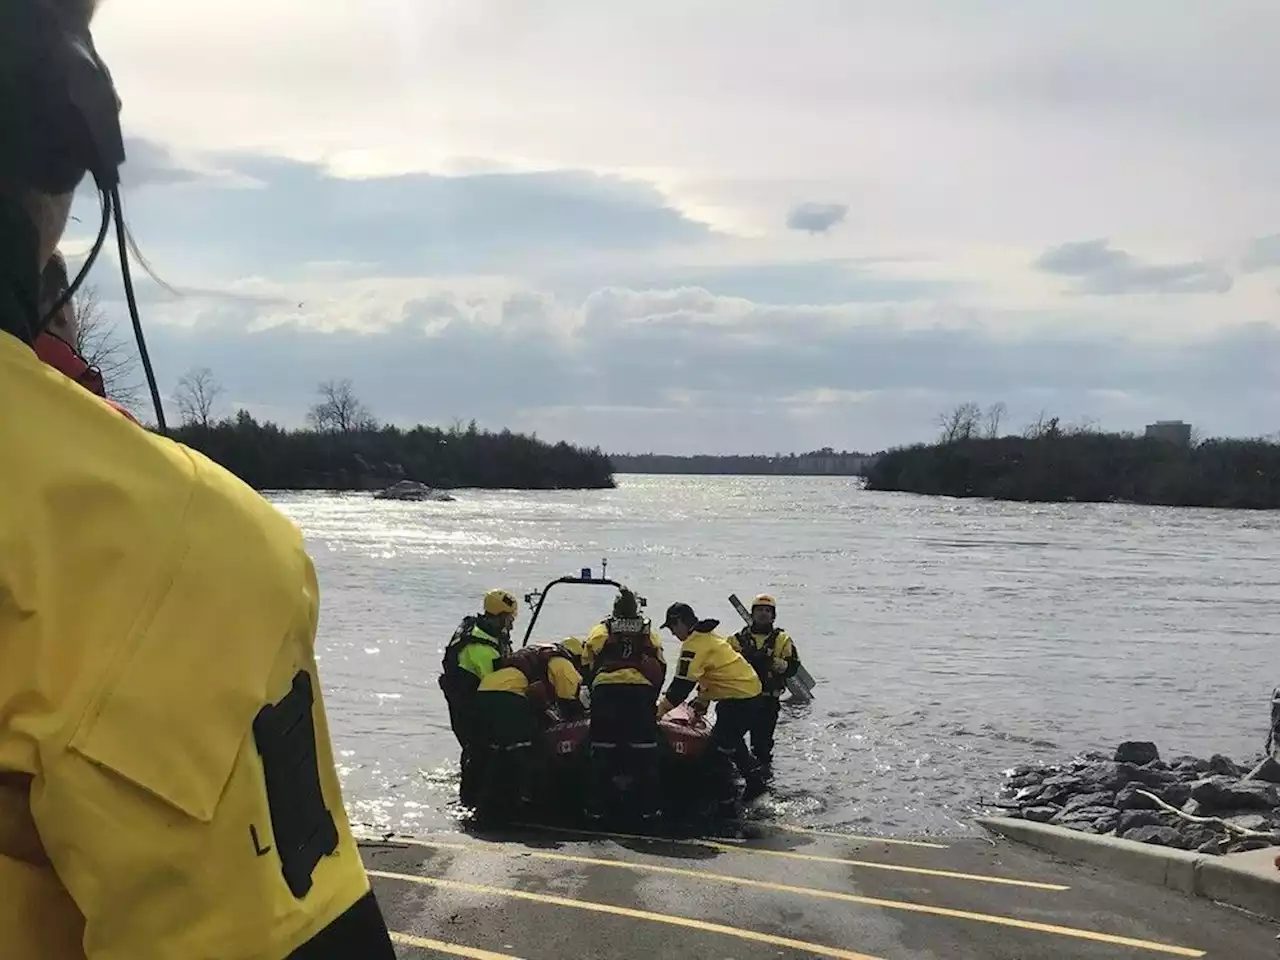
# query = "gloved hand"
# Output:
<box><xmin>655</xmin><ymin>696</ymin><xmax>674</xmax><ymax>719</ymax></box>
<box><xmin>690</xmin><ymin>698</ymin><xmax>709</xmax><ymax>716</ymax></box>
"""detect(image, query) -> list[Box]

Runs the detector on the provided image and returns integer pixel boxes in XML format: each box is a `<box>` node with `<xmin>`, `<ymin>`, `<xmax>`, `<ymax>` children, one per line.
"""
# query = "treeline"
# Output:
<box><xmin>611</xmin><ymin>448</ymin><xmax>878</xmax><ymax>476</ymax></box>
<box><xmin>164</xmin><ymin>373</ymin><xmax>614</xmax><ymax>491</ymax></box>
<box><xmin>865</xmin><ymin>404</ymin><xmax>1280</xmax><ymax>509</ymax></box>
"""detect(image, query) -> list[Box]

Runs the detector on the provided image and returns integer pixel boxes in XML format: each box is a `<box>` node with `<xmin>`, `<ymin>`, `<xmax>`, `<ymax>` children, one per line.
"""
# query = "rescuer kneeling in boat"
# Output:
<box><xmin>731</xmin><ymin>593</ymin><xmax>802</xmax><ymax>776</ymax></box>
<box><xmin>583</xmin><ymin>588</ymin><xmax>667</xmax><ymax>822</ymax></box>
<box><xmin>473</xmin><ymin>639</ymin><xmax>585</xmax><ymax>823</ymax></box>
<box><xmin>439</xmin><ymin>589</ymin><xmax>518</xmax><ymax>807</ymax></box>
<box><xmin>0</xmin><ymin>2</ymin><xmax>396</xmax><ymax>954</ymax></box>
<box><xmin>659</xmin><ymin>603</ymin><xmax>766</xmax><ymax>817</ymax></box>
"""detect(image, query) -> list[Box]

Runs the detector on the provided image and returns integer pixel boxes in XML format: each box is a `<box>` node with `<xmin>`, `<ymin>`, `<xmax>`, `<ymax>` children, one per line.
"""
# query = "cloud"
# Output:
<box><xmin>1242</xmin><ymin>234</ymin><xmax>1280</xmax><ymax>273</ymax></box>
<box><xmin>59</xmin><ymin>3</ymin><xmax>1280</xmax><ymax>454</ymax></box>
<box><xmin>786</xmin><ymin>202</ymin><xmax>849</xmax><ymax>234</ymax></box>
<box><xmin>87</xmin><ymin>273</ymin><xmax>1280</xmax><ymax>455</ymax></box>
<box><xmin>1033</xmin><ymin>240</ymin><xmax>1233</xmax><ymax>295</ymax></box>
<box><xmin>77</xmin><ymin>140</ymin><xmax>718</xmax><ymax>281</ymax></box>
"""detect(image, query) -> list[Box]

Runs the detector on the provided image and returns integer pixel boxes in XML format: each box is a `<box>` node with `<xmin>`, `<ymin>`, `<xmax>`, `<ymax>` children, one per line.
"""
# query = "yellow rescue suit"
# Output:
<box><xmin>0</xmin><ymin>333</ymin><xmax>371</xmax><ymax>959</ymax></box>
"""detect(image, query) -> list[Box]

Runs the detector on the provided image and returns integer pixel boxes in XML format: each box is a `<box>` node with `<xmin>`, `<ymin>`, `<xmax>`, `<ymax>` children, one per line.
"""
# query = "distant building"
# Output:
<box><xmin>1144</xmin><ymin>420</ymin><xmax>1192</xmax><ymax>445</ymax></box>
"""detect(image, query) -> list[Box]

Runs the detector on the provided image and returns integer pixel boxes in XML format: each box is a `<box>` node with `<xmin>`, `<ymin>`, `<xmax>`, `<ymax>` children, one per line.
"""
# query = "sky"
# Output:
<box><xmin>63</xmin><ymin>0</ymin><xmax>1280</xmax><ymax>454</ymax></box>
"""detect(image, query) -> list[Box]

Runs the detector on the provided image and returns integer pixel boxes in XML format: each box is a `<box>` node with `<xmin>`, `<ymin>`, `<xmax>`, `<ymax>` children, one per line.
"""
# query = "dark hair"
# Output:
<box><xmin>612</xmin><ymin>587</ymin><xmax>640</xmax><ymax>619</ymax></box>
<box><xmin>40</xmin><ymin>249</ymin><xmax>67</xmax><ymax>301</ymax></box>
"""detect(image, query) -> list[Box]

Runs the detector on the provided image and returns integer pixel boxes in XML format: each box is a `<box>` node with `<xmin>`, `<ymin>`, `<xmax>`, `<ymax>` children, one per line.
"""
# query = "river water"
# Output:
<box><xmin>266</xmin><ymin>475</ymin><xmax>1280</xmax><ymax>840</ymax></box>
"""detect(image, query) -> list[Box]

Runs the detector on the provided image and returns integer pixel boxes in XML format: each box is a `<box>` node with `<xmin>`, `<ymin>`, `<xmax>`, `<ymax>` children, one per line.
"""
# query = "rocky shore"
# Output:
<box><xmin>990</xmin><ymin>741</ymin><xmax>1280</xmax><ymax>856</ymax></box>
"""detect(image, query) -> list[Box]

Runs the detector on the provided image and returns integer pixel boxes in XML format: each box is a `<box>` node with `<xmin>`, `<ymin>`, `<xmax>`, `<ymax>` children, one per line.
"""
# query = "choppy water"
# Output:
<box><xmin>266</xmin><ymin>475</ymin><xmax>1280</xmax><ymax>839</ymax></box>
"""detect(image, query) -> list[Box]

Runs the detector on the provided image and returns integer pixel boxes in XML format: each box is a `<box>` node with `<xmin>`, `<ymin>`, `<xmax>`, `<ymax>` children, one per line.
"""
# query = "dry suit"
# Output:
<box><xmin>582</xmin><ymin>617</ymin><xmax>666</xmax><ymax>820</ymax></box>
<box><xmin>0</xmin><ymin>322</ymin><xmax>394</xmax><ymax>958</ymax></box>
<box><xmin>660</xmin><ymin>619</ymin><xmax>764</xmax><ymax>815</ymax></box>
<box><xmin>730</xmin><ymin>624</ymin><xmax>801</xmax><ymax>770</ymax></box>
<box><xmin>474</xmin><ymin>643</ymin><xmax>583</xmax><ymax>820</ymax></box>
<box><xmin>439</xmin><ymin>615</ymin><xmax>511</xmax><ymax>807</ymax></box>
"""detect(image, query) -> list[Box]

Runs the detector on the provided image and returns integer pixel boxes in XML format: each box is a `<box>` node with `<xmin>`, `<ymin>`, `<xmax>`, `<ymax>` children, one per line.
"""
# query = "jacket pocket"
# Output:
<box><xmin>67</xmin><ymin>465</ymin><xmax>310</xmax><ymax>823</ymax></box>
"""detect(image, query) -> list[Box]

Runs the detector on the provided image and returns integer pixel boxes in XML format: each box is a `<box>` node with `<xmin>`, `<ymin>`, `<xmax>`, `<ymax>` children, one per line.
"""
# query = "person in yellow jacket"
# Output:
<box><xmin>473</xmin><ymin>640</ymin><xmax>584</xmax><ymax>823</ymax></box>
<box><xmin>658</xmin><ymin>603</ymin><xmax>766</xmax><ymax>817</ymax></box>
<box><xmin>0</xmin><ymin>3</ymin><xmax>395</xmax><ymax>956</ymax></box>
<box><xmin>582</xmin><ymin>588</ymin><xmax>666</xmax><ymax>822</ymax></box>
<box><xmin>730</xmin><ymin>594</ymin><xmax>802</xmax><ymax>774</ymax></box>
<box><xmin>438</xmin><ymin>589</ymin><xmax>518</xmax><ymax>807</ymax></box>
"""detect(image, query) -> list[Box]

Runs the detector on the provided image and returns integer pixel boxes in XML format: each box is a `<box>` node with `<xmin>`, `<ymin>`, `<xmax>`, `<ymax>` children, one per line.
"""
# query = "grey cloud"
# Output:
<box><xmin>118</xmin><ymin>137</ymin><xmax>210</xmax><ymax>189</ymax></box>
<box><xmin>1242</xmin><ymin>234</ymin><xmax>1280</xmax><ymax>273</ymax></box>
<box><xmin>132</xmin><ymin>283</ymin><xmax>1280</xmax><ymax>454</ymax></box>
<box><xmin>68</xmin><ymin>137</ymin><xmax>718</xmax><ymax>279</ymax></box>
<box><xmin>1034</xmin><ymin>239</ymin><xmax>1233</xmax><ymax>295</ymax></box>
<box><xmin>786</xmin><ymin>201</ymin><xmax>848</xmax><ymax>233</ymax></box>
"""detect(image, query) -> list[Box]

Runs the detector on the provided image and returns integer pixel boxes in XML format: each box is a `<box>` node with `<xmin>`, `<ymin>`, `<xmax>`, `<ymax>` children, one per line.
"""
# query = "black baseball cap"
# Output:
<box><xmin>661</xmin><ymin>602</ymin><xmax>696</xmax><ymax>630</ymax></box>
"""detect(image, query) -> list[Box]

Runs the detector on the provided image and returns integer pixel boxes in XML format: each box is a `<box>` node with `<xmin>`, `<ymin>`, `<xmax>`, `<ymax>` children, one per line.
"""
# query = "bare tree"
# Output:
<box><xmin>307</xmin><ymin>378</ymin><xmax>376</xmax><ymax>433</ymax></box>
<box><xmin>1023</xmin><ymin>411</ymin><xmax>1061</xmax><ymax>439</ymax></box>
<box><xmin>174</xmin><ymin>366</ymin><xmax>224</xmax><ymax>427</ymax></box>
<box><xmin>984</xmin><ymin>401</ymin><xmax>1007</xmax><ymax>439</ymax></box>
<box><xmin>72</xmin><ymin>284</ymin><xmax>143</xmax><ymax>410</ymax></box>
<box><xmin>937</xmin><ymin>402</ymin><xmax>982</xmax><ymax>443</ymax></box>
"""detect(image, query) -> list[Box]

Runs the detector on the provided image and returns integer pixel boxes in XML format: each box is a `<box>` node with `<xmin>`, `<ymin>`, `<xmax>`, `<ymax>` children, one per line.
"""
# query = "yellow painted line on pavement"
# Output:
<box><xmin>368</xmin><ymin>842</ymin><xmax>1204</xmax><ymax>958</ymax></box>
<box><xmin>505</xmin><ymin>822</ymin><xmax>1064</xmax><ymax>890</ymax></box>
<box><xmin>389</xmin><ymin>930</ymin><xmax>525</xmax><ymax>959</ymax></box>
<box><xmin>769</xmin><ymin>822</ymin><xmax>950</xmax><ymax>849</ymax></box>
<box><xmin>371</xmin><ymin>869</ymin><xmax>884</xmax><ymax>960</ymax></box>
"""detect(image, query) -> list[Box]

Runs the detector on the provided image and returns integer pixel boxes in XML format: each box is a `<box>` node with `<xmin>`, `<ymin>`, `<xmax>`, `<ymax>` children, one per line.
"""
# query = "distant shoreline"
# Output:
<box><xmin>608</xmin><ymin>450</ymin><xmax>880</xmax><ymax>477</ymax></box>
<box><xmin>866</xmin><ymin>433</ymin><xmax>1280</xmax><ymax>510</ymax></box>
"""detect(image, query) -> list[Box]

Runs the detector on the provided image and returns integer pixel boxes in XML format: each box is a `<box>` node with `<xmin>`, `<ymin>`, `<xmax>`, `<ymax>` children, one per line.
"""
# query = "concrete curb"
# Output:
<box><xmin>976</xmin><ymin>816</ymin><xmax>1280</xmax><ymax>922</ymax></box>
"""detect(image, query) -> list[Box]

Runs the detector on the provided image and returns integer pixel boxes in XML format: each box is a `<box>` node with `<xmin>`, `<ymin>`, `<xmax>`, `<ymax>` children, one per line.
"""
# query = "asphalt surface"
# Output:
<box><xmin>359</xmin><ymin>822</ymin><xmax>1278</xmax><ymax>960</ymax></box>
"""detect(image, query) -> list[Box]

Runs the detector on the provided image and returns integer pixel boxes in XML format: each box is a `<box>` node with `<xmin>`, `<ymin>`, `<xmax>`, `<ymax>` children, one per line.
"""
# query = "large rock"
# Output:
<box><xmin>1122</xmin><ymin>825</ymin><xmax>1181</xmax><ymax>846</ymax></box>
<box><xmin>1115</xmin><ymin>783</ymin><xmax>1159</xmax><ymax>811</ymax></box>
<box><xmin>1022</xmin><ymin>806</ymin><xmax>1058</xmax><ymax>823</ymax></box>
<box><xmin>1115</xmin><ymin>741</ymin><xmax>1160</xmax><ymax>766</ymax></box>
<box><xmin>1037</xmin><ymin>775</ymin><xmax>1086</xmax><ymax>805</ymax></box>
<box><xmin>1245</xmin><ymin>757</ymin><xmax>1280</xmax><ymax>785</ymax></box>
<box><xmin>1052</xmin><ymin>805</ymin><xmax>1120</xmax><ymax>833</ymax></box>
<box><xmin>1208</xmin><ymin>754</ymin><xmax>1242</xmax><ymax>777</ymax></box>
<box><xmin>1058</xmin><ymin>791</ymin><xmax>1117</xmax><ymax>816</ymax></box>
<box><xmin>1223</xmin><ymin>812</ymin><xmax>1278</xmax><ymax>833</ymax></box>
<box><xmin>1175</xmin><ymin>824</ymin><xmax>1223</xmax><ymax>852</ymax></box>
<box><xmin>1159</xmin><ymin>783</ymin><xmax>1193</xmax><ymax>809</ymax></box>
<box><xmin>1189</xmin><ymin>777</ymin><xmax>1280</xmax><ymax>813</ymax></box>
<box><xmin>1116</xmin><ymin>809</ymin><xmax>1166</xmax><ymax>834</ymax></box>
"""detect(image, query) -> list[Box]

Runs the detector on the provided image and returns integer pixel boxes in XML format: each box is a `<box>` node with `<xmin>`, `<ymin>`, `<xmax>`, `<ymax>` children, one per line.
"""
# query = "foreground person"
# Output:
<box><xmin>582</xmin><ymin>588</ymin><xmax>666</xmax><ymax>822</ymax></box>
<box><xmin>0</xmin><ymin>1</ymin><xmax>395</xmax><ymax>955</ymax></box>
<box><xmin>438</xmin><ymin>589</ymin><xmax>518</xmax><ymax>806</ymax></box>
<box><xmin>658</xmin><ymin>603</ymin><xmax>766</xmax><ymax>817</ymax></box>
<box><xmin>473</xmin><ymin>640</ymin><xmax>585</xmax><ymax>822</ymax></box>
<box><xmin>731</xmin><ymin>593</ymin><xmax>802</xmax><ymax>774</ymax></box>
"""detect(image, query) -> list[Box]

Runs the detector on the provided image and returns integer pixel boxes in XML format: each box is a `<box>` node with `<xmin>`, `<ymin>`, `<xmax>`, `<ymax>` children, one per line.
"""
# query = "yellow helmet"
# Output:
<box><xmin>483</xmin><ymin>588</ymin><xmax>518</xmax><ymax>617</ymax></box>
<box><xmin>561</xmin><ymin>636</ymin><xmax>585</xmax><ymax>659</ymax></box>
<box><xmin>752</xmin><ymin>594</ymin><xmax>777</xmax><ymax>610</ymax></box>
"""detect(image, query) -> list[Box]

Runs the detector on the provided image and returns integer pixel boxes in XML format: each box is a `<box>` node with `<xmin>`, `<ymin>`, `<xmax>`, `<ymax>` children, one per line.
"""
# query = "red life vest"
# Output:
<box><xmin>496</xmin><ymin>644</ymin><xmax>575</xmax><ymax>708</ymax></box>
<box><xmin>33</xmin><ymin>331</ymin><xmax>139</xmax><ymax>424</ymax></box>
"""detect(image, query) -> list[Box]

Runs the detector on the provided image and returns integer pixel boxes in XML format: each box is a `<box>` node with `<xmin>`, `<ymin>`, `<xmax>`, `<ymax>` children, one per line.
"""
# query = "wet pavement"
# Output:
<box><xmin>358</xmin><ymin>822</ymin><xmax>1279</xmax><ymax>959</ymax></box>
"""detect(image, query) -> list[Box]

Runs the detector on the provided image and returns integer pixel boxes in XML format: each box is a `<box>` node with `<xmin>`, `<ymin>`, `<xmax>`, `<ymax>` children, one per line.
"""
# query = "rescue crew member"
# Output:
<box><xmin>582</xmin><ymin>588</ymin><xmax>666</xmax><ymax>823</ymax></box>
<box><xmin>438</xmin><ymin>588</ymin><xmax>518</xmax><ymax>806</ymax></box>
<box><xmin>473</xmin><ymin>640</ymin><xmax>584</xmax><ymax>822</ymax></box>
<box><xmin>658</xmin><ymin>603</ymin><xmax>766</xmax><ymax>817</ymax></box>
<box><xmin>731</xmin><ymin>594</ymin><xmax>801</xmax><ymax>774</ymax></box>
<box><xmin>0</xmin><ymin>2</ymin><xmax>396</xmax><ymax>955</ymax></box>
